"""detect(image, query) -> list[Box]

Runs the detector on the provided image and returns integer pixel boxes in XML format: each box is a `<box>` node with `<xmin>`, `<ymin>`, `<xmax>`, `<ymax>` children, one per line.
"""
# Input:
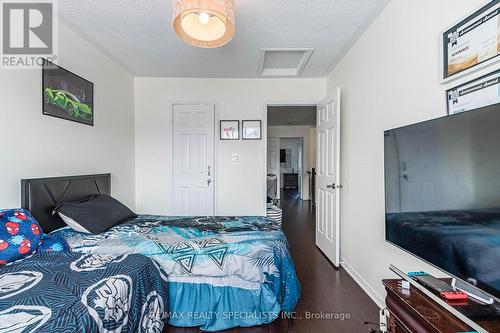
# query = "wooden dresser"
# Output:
<box><xmin>383</xmin><ymin>279</ymin><xmax>500</xmax><ymax>333</ymax></box>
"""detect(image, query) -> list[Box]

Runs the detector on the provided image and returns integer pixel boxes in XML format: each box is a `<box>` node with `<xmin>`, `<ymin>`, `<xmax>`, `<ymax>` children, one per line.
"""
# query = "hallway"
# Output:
<box><xmin>278</xmin><ymin>190</ymin><xmax>380</xmax><ymax>332</ymax></box>
<box><xmin>166</xmin><ymin>190</ymin><xmax>380</xmax><ymax>332</ymax></box>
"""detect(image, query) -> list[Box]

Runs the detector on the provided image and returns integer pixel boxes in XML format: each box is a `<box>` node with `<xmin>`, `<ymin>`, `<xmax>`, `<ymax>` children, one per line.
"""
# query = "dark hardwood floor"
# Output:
<box><xmin>165</xmin><ymin>190</ymin><xmax>379</xmax><ymax>332</ymax></box>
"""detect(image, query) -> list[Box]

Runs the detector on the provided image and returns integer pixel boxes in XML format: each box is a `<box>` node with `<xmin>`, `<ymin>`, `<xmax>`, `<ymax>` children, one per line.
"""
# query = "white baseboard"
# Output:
<box><xmin>340</xmin><ymin>256</ymin><xmax>385</xmax><ymax>309</ymax></box>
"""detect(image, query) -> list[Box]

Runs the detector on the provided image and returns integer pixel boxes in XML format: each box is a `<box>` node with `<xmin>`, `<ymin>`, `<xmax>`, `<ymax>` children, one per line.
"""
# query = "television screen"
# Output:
<box><xmin>384</xmin><ymin>104</ymin><xmax>500</xmax><ymax>300</ymax></box>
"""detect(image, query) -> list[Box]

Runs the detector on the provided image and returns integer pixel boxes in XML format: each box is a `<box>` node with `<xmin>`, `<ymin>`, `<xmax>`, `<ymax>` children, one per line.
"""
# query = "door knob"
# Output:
<box><xmin>207</xmin><ymin>179</ymin><xmax>212</xmax><ymax>186</ymax></box>
<box><xmin>327</xmin><ymin>183</ymin><xmax>336</xmax><ymax>189</ymax></box>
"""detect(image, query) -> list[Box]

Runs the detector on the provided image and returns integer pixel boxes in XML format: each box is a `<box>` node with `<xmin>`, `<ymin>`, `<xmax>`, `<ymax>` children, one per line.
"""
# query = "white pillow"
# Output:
<box><xmin>58</xmin><ymin>212</ymin><xmax>92</xmax><ymax>233</ymax></box>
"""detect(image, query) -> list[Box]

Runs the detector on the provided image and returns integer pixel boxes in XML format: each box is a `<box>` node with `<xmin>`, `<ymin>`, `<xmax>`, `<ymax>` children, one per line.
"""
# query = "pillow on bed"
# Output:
<box><xmin>0</xmin><ymin>209</ymin><xmax>42</xmax><ymax>265</ymax></box>
<box><xmin>53</xmin><ymin>194</ymin><xmax>136</xmax><ymax>234</ymax></box>
<box><xmin>38</xmin><ymin>234</ymin><xmax>71</xmax><ymax>253</ymax></box>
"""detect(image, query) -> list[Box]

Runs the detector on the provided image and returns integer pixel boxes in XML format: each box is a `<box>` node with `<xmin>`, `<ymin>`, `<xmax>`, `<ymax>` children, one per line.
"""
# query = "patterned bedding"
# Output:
<box><xmin>0</xmin><ymin>251</ymin><xmax>169</xmax><ymax>333</ymax></box>
<box><xmin>52</xmin><ymin>215</ymin><xmax>301</xmax><ymax>331</ymax></box>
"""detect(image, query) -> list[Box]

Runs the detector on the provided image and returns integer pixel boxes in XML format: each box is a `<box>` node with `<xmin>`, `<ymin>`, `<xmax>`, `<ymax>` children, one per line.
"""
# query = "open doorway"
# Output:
<box><xmin>280</xmin><ymin>138</ymin><xmax>303</xmax><ymax>198</ymax></box>
<box><xmin>266</xmin><ymin>105</ymin><xmax>317</xmax><ymax>212</ymax></box>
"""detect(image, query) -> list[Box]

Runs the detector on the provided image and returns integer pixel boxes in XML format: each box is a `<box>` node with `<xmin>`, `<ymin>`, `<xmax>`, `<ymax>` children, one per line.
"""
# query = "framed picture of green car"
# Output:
<box><xmin>42</xmin><ymin>60</ymin><xmax>94</xmax><ymax>126</ymax></box>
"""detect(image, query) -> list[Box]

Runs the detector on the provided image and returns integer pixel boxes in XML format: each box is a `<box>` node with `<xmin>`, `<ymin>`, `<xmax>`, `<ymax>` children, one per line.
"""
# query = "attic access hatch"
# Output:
<box><xmin>258</xmin><ymin>48</ymin><xmax>314</xmax><ymax>77</ymax></box>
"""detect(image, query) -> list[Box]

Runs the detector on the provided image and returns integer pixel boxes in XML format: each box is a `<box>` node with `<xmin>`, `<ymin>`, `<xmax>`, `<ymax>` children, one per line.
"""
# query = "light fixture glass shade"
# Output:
<box><xmin>173</xmin><ymin>0</ymin><xmax>235</xmax><ymax>48</ymax></box>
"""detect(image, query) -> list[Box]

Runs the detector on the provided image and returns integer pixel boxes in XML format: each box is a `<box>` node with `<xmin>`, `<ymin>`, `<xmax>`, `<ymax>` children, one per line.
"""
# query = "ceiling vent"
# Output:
<box><xmin>258</xmin><ymin>48</ymin><xmax>314</xmax><ymax>77</ymax></box>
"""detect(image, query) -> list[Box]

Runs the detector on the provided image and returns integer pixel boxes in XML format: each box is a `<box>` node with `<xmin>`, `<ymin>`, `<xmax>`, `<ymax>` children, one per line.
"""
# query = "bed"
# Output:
<box><xmin>0</xmin><ymin>250</ymin><xmax>169</xmax><ymax>333</ymax></box>
<box><xmin>22</xmin><ymin>174</ymin><xmax>301</xmax><ymax>332</ymax></box>
<box><xmin>386</xmin><ymin>209</ymin><xmax>500</xmax><ymax>293</ymax></box>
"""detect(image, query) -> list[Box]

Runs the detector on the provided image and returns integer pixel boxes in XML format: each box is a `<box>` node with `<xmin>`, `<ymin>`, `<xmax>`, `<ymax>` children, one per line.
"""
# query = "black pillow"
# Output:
<box><xmin>53</xmin><ymin>194</ymin><xmax>136</xmax><ymax>234</ymax></box>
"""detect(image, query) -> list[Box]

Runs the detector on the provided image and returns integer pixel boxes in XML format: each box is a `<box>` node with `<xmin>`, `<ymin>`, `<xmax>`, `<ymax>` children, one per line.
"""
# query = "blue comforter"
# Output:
<box><xmin>0</xmin><ymin>251</ymin><xmax>169</xmax><ymax>332</ymax></box>
<box><xmin>53</xmin><ymin>215</ymin><xmax>301</xmax><ymax>331</ymax></box>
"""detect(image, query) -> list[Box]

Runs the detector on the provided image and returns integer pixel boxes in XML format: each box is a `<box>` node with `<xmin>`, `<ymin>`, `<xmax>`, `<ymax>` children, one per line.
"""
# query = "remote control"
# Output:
<box><xmin>413</xmin><ymin>274</ymin><xmax>455</xmax><ymax>293</ymax></box>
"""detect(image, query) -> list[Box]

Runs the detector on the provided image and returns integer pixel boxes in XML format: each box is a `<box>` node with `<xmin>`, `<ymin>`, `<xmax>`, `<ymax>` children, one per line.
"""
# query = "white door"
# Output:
<box><xmin>316</xmin><ymin>88</ymin><xmax>341</xmax><ymax>267</ymax></box>
<box><xmin>172</xmin><ymin>103</ymin><xmax>215</xmax><ymax>216</ymax></box>
<box><xmin>267</xmin><ymin>138</ymin><xmax>281</xmax><ymax>200</ymax></box>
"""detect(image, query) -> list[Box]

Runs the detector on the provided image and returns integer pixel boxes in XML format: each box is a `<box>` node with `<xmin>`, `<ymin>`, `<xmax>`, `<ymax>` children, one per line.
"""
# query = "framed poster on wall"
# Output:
<box><xmin>242</xmin><ymin>120</ymin><xmax>262</xmax><ymax>140</ymax></box>
<box><xmin>447</xmin><ymin>69</ymin><xmax>499</xmax><ymax>114</ymax></box>
<box><xmin>220</xmin><ymin>120</ymin><xmax>239</xmax><ymax>140</ymax></box>
<box><xmin>42</xmin><ymin>60</ymin><xmax>94</xmax><ymax>126</ymax></box>
<box><xmin>442</xmin><ymin>0</ymin><xmax>499</xmax><ymax>81</ymax></box>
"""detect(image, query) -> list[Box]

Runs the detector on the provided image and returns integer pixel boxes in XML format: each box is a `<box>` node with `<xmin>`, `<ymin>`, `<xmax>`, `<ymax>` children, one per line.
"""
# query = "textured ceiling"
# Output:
<box><xmin>268</xmin><ymin>106</ymin><xmax>316</xmax><ymax>126</ymax></box>
<box><xmin>59</xmin><ymin>0</ymin><xmax>389</xmax><ymax>77</ymax></box>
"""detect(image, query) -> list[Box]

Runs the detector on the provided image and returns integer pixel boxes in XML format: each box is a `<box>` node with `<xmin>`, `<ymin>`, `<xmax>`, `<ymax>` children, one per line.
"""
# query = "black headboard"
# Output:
<box><xmin>21</xmin><ymin>174</ymin><xmax>111</xmax><ymax>233</ymax></box>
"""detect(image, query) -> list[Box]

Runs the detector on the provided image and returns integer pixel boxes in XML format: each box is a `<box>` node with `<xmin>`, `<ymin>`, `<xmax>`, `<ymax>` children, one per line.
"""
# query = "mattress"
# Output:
<box><xmin>52</xmin><ymin>215</ymin><xmax>301</xmax><ymax>331</ymax></box>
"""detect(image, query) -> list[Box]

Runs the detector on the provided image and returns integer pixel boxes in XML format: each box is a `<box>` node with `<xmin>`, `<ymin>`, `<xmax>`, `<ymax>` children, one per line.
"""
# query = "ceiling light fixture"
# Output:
<box><xmin>173</xmin><ymin>0</ymin><xmax>235</xmax><ymax>48</ymax></box>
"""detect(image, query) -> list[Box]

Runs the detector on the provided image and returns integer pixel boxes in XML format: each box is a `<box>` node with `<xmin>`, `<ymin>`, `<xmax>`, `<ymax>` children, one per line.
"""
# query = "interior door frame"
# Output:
<box><xmin>263</xmin><ymin>100</ymin><xmax>320</xmax><ymax>215</ymax></box>
<box><xmin>169</xmin><ymin>101</ymin><xmax>218</xmax><ymax>215</ymax></box>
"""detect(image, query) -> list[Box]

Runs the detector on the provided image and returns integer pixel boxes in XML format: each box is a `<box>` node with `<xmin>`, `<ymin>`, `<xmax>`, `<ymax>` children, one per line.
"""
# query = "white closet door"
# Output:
<box><xmin>172</xmin><ymin>103</ymin><xmax>215</xmax><ymax>216</ymax></box>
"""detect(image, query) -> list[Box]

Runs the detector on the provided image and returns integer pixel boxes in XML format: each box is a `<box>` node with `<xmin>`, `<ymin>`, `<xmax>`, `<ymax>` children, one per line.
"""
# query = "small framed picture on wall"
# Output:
<box><xmin>446</xmin><ymin>69</ymin><xmax>500</xmax><ymax>115</ymax></box>
<box><xmin>220</xmin><ymin>120</ymin><xmax>239</xmax><ymax>140</ymax></box>
<box><xmin>242</xmin><ymin>120</ymin><xmax>262</xmax><ymax>140</ymax></box>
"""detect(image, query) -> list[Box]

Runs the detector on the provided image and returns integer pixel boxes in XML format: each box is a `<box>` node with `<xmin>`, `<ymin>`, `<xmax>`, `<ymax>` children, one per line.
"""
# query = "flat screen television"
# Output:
<box><xmin>384</xmin><ymin>104</ymin><xmax>500</xmax><ymax>301</ymax></box>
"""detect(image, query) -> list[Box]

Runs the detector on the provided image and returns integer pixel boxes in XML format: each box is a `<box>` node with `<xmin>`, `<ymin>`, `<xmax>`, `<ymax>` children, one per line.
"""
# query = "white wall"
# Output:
<box><xmin>134</xmin><ymin>78</ymin><xmax>325</xmax><ymax>215</ymax></box>
<box><xmin>326</xmin><ymin>0</ymin><xmax>492</xmax><ymax>306</ymax></box>
<box><xmin>0</xmin><ymin>23</ymin><xmax>135</xmax><ymax>209</ymax></box>
<box><xmin>268</xmin><ymin>126</ymin><xmax>316</xmax><ymax>200</ymax></box>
